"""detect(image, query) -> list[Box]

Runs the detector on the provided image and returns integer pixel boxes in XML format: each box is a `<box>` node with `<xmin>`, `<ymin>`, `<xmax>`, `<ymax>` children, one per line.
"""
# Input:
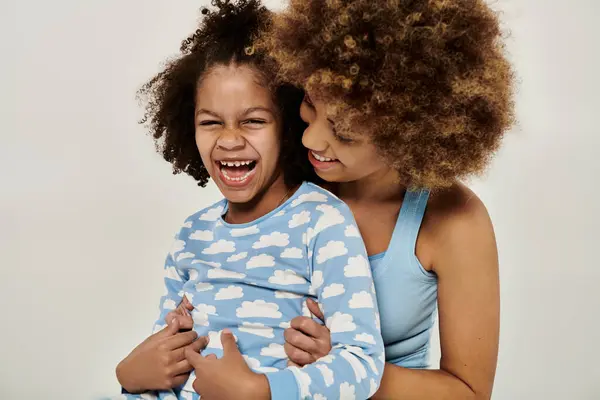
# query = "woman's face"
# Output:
<box><xmin>299</xmin><ymin>92</ymin><xmax>390</xmax><ymax>183</ymax></box>
<box><xmin>195</xmin><ymin>64</ymin><xmax>283</xmax><ymax>204</ymax></box>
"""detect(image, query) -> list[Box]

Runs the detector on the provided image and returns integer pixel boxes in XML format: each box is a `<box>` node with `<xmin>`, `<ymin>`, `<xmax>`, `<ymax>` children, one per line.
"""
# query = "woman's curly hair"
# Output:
<box><xmin>259</xmin><ymin>0</ymin><xmax>515</xmax><ymax>188</ymax></box>
<box><xmin>137</xmin><ymin>0</ymin><xmax>318</xmax><ymax>187</ymax></box>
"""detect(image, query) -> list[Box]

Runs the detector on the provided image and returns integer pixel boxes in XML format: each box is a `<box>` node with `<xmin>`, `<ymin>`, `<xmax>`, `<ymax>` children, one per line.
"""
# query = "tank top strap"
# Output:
<box><xmin>387</xmin><ymin>189</ymin><xmax>430</xmax><ymax>259</ymax></box>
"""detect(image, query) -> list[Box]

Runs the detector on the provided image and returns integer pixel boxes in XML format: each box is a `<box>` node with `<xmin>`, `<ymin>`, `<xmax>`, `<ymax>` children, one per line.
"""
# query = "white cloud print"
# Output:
<box><xmin>239</xmin><ymin>322</ymin><xmax>275</xmax><ymax>338</ymax></box>
<box><xmin>207</xmin><ymin>330</ymin><xmax>238</xmax><ymax>349</ymax></box>
<box><xmin>349</xmin><ymin>291</ymin><xmax>374</xmax><ymax>309</ymax></box>
<box><xmin>165</xmin><ymin>266</ymin><xmax>183</xmax><ymax>282</ymax></box>
<box><xmin>289</xmin><ymin>210</ymin><xmax>311</xmax><ymax>228</ymax></box>
<box><xmin>189</xmin><ymin>230</ymin><xmax>214</xmax><ymax>241</ymax></box>
<box><xmin>227</xmin><ymin>252</ymin><xmax>248</xmax><ymax>262</ymax></box>
<box><xmin>268</xmin><ymin>269</ymin><xmax>307</xmax><ymax>286</ymax></box>
<box><xmin>196</xmin><ymin>282</ymin><xmax>213</xmax><ymax>292</ymax></box>
<box><xmin>192</xmin><ymin>304</ymin><xmax>217</xmax><ymax>327</ymax></box>
<box><xmin>191</xmin><ymin>259</ymin><xmax>222</xmax><ymax>268</ymax></box>
<box><xmin>291</xmin><ymin>191</ymin><xmax>329</xmax><ymax>207</ymax></box>
<box><xmin>326</xmin><ymin>312</ymin><xmax>357</xmax><ymax>333</ymax></box>
<box><xmin>202</xmin><ymin>239</ymin><xmax>235</xmax><ymax>255</ymax></box>
<box><xmin>281</xmin><ymin>247</ymin><xmax>303</xmax><ymax>259</ymax></box>
<box><xmin>162</xmin><ymin>299</ymin><xmax>177</xmax><ymax>310</ymax></box>
<box><xmin>215</xmin><ymin>285</ymin><xmax>244</xmax><ymax>300</ymax></box>
<box><xmin>340</xmin><ymin>382</ymin><xmax>356</xmax><ymax>400</ymax></box>
<box><xmin>207</xmin><ymin>268</ymin><xmax>246</xmax><ymax>280</ymax></box>
<box><xmin>170</xmin><ymin>239</ymin><xmax>186</xmax><ymax>256</ymax></box>
<box><xmin>275</xmin><ymin>290</ymin><xmax>303</xmax><ymax>299</ymax></box>
<box><xmin>341</xmin><ymin>350</ymin><xmax>367</xmax><ymax>383</ymax></box>
<box><xmin>260</xmin><ymin>343</ymin><xmax>287</xmax><ymax>358</ymax></box>
<box><xmin>314</xmin><ymin>204</ymin><xmax>345</xmax><ymax>234</ymax></box>
<box><xmin>316</xmin><ymin>241</ymin><xmax>348</xmax><ymax>264</ymax></box>
<box><xmin>344</xmin><ymin>255</ymin><xmax>371</xmax><ymax>278</ymax></box>
<box><xmin>246</xmin><ymin>254</ymin><xmax>276</xmax><ymax>269</ymax></box>
<box><xmin>344</xmin><ymin>224</ymin><xmax>360</xmax><ymax>238</ymax></box>
<box><xmin>252</xmin><ymin>231</ymin><xmax>289</xmax><ymax>249</ymax></box>
<box><xmin>199</xmin><ymin>205</ymin><xmax>224</xmax><ymax>221</ymax></box>
<box><xmin>236</xmin><ymin>300</ymin><xmax>283</xmax><ymax>319</ymax></box>
<box><xmin>289</xmin><ymin>367</ymin><xmax>312</xmax><ymax>399</ymax></box>
<box><xmin>231</xmin><ymin>225</ymin><xmax>259</xmax><ymax>237</ymax></box>
<box><xmin>322</xmin><ymin>283</ymin><xmax>346</xmax><ymax>298</ymax></box>
<box><xmin>176</xmin><ymin>252</ymin><xmax>195</xmax><ymax>262</ymax></box>
<box><xmin>309</xmin><ymin>271</ymin><xmax>324</xmax><ymax>296</ymax></box>
<box><xmin>316</xmin><ymin>364</ymin><xmax>334</xmax><ymax>386</ymax></box>
<box><xmin>354</xmin><ymin>333</ymin><xmax>376</xmax><ymax>345</ymax></box>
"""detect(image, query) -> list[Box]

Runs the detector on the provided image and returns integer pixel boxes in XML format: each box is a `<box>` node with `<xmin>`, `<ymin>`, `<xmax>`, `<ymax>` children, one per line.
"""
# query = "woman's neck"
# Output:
<box><xmin>337</xmin><ymin>167</ymin><xmax>404</xmax><ymax>203</ymax></box>
<box><xmin>225</xmin><ymin>174</ymin><xmax>292</xmax><ymax>224</ymax></box>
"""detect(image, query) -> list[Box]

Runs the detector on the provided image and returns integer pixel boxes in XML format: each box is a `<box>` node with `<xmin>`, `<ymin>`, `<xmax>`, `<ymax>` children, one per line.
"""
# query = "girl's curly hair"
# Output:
<box><xmin>259</xmin><ymin>0</ymin><xmax>515</xmax><ymax>188</ymax></box>
<box><xmin>137</xmin><ymin>0</ymin><xmax>318</xmax><ymax>187</ymax></box>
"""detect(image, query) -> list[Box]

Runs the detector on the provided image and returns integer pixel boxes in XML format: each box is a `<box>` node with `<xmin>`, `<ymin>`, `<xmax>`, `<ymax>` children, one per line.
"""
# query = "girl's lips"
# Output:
<box><xmin>308</xmin><ymin>150</ymin><xmax>340</xmax><ymax>171</ymax></box>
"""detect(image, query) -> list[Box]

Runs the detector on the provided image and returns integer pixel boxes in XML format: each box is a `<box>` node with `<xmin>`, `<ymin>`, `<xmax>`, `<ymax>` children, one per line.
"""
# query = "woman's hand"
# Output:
<box><xmin>185</xmin><ymin>330</ymin><xmax>270</xmax><ymax>400</ymax></box>
<box><xmin>284</xmin><ymin>299</ymin><xmax>332</xmax><ymax>367</ymax></box>
<box><xmin>116</xmin><ymin>319</ymin><xmax>208</xmax><ymax>393</ymax></box>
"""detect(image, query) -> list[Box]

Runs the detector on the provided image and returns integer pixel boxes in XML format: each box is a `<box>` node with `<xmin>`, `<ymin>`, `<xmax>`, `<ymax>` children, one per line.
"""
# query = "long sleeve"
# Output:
<box><xmin>267</xmin><ymin>203</ymin><xmax>384</xmax><ymax>400</ymax></box>
<box><xmin>151</xmin><ymin>236</ymin><xmax>189</xmax><ymax>333</ymax></box>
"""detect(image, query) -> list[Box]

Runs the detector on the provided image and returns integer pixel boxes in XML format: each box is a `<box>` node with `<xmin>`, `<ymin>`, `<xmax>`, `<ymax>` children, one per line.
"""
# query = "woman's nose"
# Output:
<box><xmin>302</xmin><ymin>121</ymin><xmax>328</xmax><ymax>152</ymax></box>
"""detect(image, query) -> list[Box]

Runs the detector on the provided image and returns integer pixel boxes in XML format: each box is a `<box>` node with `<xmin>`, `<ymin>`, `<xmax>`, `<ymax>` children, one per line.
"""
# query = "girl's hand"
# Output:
<box><xmin>116</xmin><ymin>319</ymin><xmax>208</xmax><ymax>393</ymax></box>
<box><xmin>185</xmin><ymin>330</ymin><xmax>270</xmax><ymax>400</ymax></box>
<box><xmin>284</xmin><ymin>299</ymin><xmax>332</xmax><ymax>367</ymax></box>
<box><xmin>165</xmin><ymin>295</ymin><xmax>194</xmax><ymax>330</ymax></box>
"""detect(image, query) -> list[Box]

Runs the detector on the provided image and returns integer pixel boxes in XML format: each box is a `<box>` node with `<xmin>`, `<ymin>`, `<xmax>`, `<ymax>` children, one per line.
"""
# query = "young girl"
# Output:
<box><xmin>116</xmin><ymin>1</ymin><xmax>384</xmax><ymax>399</ymax></box>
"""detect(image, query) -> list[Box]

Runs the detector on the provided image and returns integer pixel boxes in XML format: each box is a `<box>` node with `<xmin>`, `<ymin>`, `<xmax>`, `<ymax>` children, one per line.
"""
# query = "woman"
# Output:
<box><xmin>119</xmin><ymin>0</ymin><xmax>514</xmax><ymax>398</ymax></box>
<box><xmin>258</xmin><ymin>0</ymin><xmax>514</xmax><ymax>398</ymax></box>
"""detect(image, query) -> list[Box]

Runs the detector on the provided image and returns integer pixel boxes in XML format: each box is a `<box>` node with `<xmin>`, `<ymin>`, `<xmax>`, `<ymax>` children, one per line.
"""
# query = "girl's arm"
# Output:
<box><xmin>117</xmin><ymin>236</ymin><xmax>202</xmax><ymax>393</ymax></box>
<box><xmin>266</xmin><ymin>204</ymin><xmax>385</xmax><ymax>400</ymax></box>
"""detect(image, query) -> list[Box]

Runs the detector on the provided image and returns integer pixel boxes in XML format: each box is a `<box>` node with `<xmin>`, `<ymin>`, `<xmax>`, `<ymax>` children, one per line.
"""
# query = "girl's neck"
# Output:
<box><xmin>225</xmin><ymin>173</ymin><xmax>292</xmax><ymax>224</ymax></box>
<box><xmin>336</xmin><ymin>167</ymin><xmax>404</xmax><ymax>203</ymax></box>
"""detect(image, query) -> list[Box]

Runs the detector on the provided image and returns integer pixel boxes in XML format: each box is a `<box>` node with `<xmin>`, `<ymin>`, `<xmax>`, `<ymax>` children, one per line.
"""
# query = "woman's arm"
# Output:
<box><xmin>371</xmin><ymin>191</ymin><xmax>500</xmax><ymax>400</ymax></box>
<box><xmin>286</xmin><ymin>189</ymin><xmax>500</xmax><ymax>399</ymax></box>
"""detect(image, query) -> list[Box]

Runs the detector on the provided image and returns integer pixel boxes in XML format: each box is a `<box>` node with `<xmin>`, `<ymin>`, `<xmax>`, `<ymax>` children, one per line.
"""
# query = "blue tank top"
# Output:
<box><xmin>369</xmin><ymin>189</ymin><xmax>438</xmax><ymax>368</ymax></box>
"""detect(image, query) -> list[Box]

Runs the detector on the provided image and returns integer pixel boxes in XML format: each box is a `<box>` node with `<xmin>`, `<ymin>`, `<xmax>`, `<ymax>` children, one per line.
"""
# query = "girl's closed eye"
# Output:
<box><xmin>198</xmin><ymin>120</ymin><xmax>222</xmax><ymax>127</ymax></box>
<box><xmin>243</xmin><ymin>118</ymin><xmax>267</xmax><ymax>127</ymax></box>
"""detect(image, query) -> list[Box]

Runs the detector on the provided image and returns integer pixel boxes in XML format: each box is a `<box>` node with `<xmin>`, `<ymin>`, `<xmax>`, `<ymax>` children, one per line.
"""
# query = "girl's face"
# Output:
<box><xmin>195</xmin><ymin>64</ymin><xmax>283</xmax><ymax>204</ymax></box>
<box><xmin>299</xmin><ymin>92</ymin><xmax>390</xmax><ymax>183</ymax></box>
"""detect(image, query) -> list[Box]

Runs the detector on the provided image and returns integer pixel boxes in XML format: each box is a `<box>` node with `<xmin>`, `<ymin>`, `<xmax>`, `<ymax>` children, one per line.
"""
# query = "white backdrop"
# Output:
<box><xmin>1</xmin><ymin>0</ymin><xmax>599</xmax><ymax>399</ymax></box>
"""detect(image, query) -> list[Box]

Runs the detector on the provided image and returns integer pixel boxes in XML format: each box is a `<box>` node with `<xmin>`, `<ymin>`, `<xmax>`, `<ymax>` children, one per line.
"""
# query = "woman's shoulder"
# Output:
<box><xmin>420</xmin><ymin>183</ymin><xmax>496</xmax><ymax>269</ymax></box>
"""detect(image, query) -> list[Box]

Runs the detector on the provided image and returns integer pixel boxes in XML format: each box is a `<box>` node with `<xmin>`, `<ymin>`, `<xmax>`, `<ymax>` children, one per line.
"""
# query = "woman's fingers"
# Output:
<box><xmin>284</xmin><ymin>342</ymin><xmax>314</xmax><ymax>366</ymax></box>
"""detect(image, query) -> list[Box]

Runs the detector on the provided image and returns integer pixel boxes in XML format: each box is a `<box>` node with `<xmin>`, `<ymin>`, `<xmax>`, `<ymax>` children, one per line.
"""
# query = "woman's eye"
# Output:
<box><xmin>334</xmin><ymin>133</ymin><xmax>355</xmax><ymax>144</ymax></box>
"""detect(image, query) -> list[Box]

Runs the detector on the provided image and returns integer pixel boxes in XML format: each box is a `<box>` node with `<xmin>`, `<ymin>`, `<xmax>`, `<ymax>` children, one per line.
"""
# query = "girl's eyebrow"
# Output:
<box><xmin>241</xmin><ymin>107</ymin><xmax>275</xmax><ymax>117</ymax></box>
<box><xmin>195</xmin><ymin>109</ymin><xmax>221</xmax><ymax>118</ymax></box>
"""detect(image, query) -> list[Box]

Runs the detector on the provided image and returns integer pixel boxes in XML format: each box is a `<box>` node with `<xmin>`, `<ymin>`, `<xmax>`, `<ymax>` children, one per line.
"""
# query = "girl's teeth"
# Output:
<box><xmin>220</xmin><ymin>160</ymin><xmax>252</xmax><ymax>167</ymax></box>
<box><xmin>221</xmin><ymin>168</ymin><xmax>253</xmax><ymax>182</ymax></box>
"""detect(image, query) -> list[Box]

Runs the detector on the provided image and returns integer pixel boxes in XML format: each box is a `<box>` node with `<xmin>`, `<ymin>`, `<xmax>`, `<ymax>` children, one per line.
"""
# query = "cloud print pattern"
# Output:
<box><xmin>123</xmin><ymin>183</ymin><xmax>383</xmax><ymax>400</ymax></box>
